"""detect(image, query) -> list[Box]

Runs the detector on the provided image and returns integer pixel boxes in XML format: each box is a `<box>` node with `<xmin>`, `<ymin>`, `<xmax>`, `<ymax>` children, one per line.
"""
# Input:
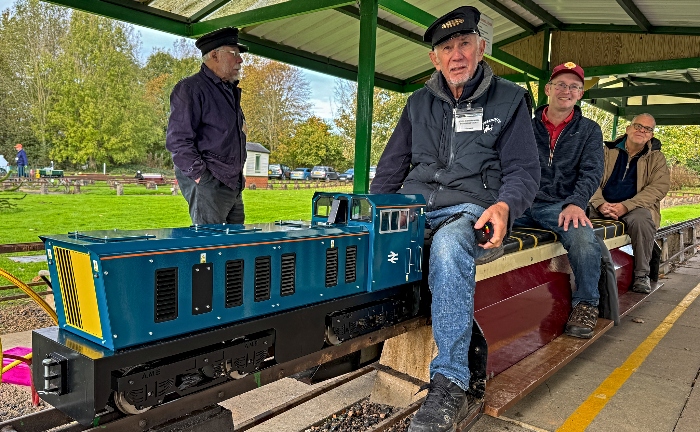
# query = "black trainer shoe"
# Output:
<box><xmin>408</xmin><ymin>373</ymin><xmax>470</xmax><ymax>432</ymax></box>
<box><xmin>565</xmin><ymin>303</ymin><xmax>598</xmax><ymax>339</ymax></box>
<box><xmin>631</xmin><ymin>275</ymin><xmax>652</xmax><ymax>294</ymax></box>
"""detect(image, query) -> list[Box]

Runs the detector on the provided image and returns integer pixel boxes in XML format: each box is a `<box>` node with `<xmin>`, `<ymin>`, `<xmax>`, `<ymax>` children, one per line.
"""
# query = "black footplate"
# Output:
<box><xmin>326</xmin><ymin>287</ymin><xmax>420</xmax><ymax>344</ymax></box>
<box><xmin>112</xmin><ymin>330</ymin><xmax>274</xmax><ymax>410</ymax></box>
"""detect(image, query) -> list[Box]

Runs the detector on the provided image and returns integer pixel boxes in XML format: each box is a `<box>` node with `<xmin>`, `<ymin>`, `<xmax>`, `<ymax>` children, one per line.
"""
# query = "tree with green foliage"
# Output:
<box><xmin>333</xmin><ymin>79</ymin><xmax>409</xmax><ymax>165</ymax></box>
<box><xmin>0</xmin><ymin>0</ymin><xmax>68</xmax><ymax>166</ymax></box>
<box><xmin>239</xmin><ymin>56</ymin><xmax>312</xmax><ymax>153</ymax></box>
<box><xmin>45</xmin><ymin>13</ymin><xmax>161</xmax><ymax>168</ymax></box>
<box><xmin>142</xmin><ymin>39</ymin><xmax>200</xmax><ymax>164</ymax></box>
<box><xmin>275</xmin><ymin>117</ymin><xmax>346</xmax><ymax>169</ymax></box>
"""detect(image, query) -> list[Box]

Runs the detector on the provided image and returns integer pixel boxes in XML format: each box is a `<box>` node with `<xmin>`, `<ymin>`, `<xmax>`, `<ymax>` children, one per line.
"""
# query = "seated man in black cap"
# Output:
<box><xmin>166</xmin><ymin>27</ymin><xmax>248</xmax><ymax>225</ymax></box>
<box><xmin>370</xmin><ymin>6</ymin><xmax>540</xmax><ymax>432</ymax></box>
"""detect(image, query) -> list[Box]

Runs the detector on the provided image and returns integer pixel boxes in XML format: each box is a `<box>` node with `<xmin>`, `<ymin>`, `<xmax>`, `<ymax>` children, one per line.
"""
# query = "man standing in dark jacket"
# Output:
<box><xmin>166</xmin><ymin>27</ymin><xmax>248</xmax><ymax>225</ymax></box>
<box><xmin>515</xmin><ymin>62</ymin><xmax>604</xmax><ymax>339</ymax></box>
<box><xmin>14</xmin><ymin>144</ymin><xmax>28</xmax><ymax>178</ymax></box>
<box><xmin>370</xmin><ymin>7</ymin><xmax>540</xmax><ymax>432</ymax></box>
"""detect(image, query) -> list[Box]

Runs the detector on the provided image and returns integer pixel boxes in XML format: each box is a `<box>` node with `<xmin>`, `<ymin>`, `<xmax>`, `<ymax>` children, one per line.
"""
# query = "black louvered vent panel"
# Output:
<box><xmin>254</xmin><ymin>256</ymin><xmax>271</xmax><ymax>302</ymax></box>
<box><xmin>280</xmin><ymin>253</ymin><xmax>296</xmax><ymax>296</ymax></box>
<box><xmin>345</xmin><ymin>246</ymin><xmax>357</xmax><ymax>283</ymax></box>
<box><xmin>154</xmin><ymin>268</ymin><xmax>178</xmax><ymax>323</ymax></box>
<box><xmin>54</xmin><ymin>248</ymin><xmax>82</xmax><ymax>329</ymax></box>
<box><xmin>225</xmin><ymin>260</ymin><xmax>244</xmax><ymax>308</ymax></box>
<box><xmin>325</xmin><ymin>248</ymin><xmax>338</xmax><ymax>287</ymax></box>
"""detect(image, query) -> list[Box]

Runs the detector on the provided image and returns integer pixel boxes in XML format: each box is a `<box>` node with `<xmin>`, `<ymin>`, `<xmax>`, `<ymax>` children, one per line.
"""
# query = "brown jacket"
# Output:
<box><xmin>590</xmin><ymin>136</ymin><xmax>670</xmax><ymax>228</ymax></box>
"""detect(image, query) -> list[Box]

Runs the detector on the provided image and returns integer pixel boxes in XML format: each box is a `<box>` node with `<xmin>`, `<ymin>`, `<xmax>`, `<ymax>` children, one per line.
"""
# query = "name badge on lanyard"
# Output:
<box><xmin>454</xmin><ymin>106</ymin><xmax>483</xmax><ymax>133</ymax></box>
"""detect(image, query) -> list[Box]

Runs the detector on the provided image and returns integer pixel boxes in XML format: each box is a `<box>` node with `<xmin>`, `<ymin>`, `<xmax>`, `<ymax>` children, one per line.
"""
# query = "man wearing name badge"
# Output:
<box><xmin>514</xmin><ymin>62</ymin><xmax>604</xmax><ymax>339</ymax></box>
<box><xmin>166</xmin><ymin>27</ymin><xmax>248</xmax><ymax>225</ymax></box>
<box><xmin>589</xmin><ymin>113</ymin><xmax>670</xmax><ymax>294</ymax></box>
<box><xmin>370</xmin><ymin>6</ymin><xmax>540</xmax><ymax>432</ymax></box>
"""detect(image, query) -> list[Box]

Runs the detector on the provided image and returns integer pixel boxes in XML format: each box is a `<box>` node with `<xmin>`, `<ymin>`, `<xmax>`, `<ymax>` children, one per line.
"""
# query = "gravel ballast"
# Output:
<box><xmin>1</xmin><ymin>300</ymin><xmax>54</xmax><ymax>422</ymax></box>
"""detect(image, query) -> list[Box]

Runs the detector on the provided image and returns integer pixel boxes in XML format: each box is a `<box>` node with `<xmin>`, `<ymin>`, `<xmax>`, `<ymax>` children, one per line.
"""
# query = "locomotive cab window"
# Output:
<box><xmin>314</xmin><ymin>196</ymin><xmax>333</xmax><ymax>217</ymax></box>
<box><xmin>351</xmin><ymin>198</ymin><xmax>372</xmax><ymax>222</ymax></box>
<box><xmin>379</xmin><ymin>209</ymin><xmax>409</xmax><ymax>233</ymax></box>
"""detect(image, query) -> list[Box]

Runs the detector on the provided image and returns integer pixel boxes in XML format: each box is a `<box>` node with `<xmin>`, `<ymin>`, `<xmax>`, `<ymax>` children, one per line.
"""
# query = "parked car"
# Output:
<box><xmin>369</xmin><ymin>166</ymin><xmax>377</xmax><ymax>179</ymax></box>
<box><xmin>290</xmin><ymin>168</ymin><xmax>311</xmax><ymax>180</ymax></box>
<box><xmin>310</xmin><ymin>166</ymin><xmax>339</xmax><ymax>181</ymax></box>
<box><xmin>268</xmin><ymin>164</ymin><xmax>291</xmax><ymax>179</ymax></box>
<box><xmin>338</xmin><ymin>168</ymin><xmax>354</xmax><ymax>181</ymax></box>
<box><xmin>0</xmin><ymin>155</ymin><xmax>9</xmax><ymax>176</ymax></box>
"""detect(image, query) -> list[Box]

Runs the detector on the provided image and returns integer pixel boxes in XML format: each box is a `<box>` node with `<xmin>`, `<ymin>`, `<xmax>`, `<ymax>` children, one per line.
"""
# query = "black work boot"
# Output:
<box><xmin>565</xmin><ymin>302</ymin><xmax>598</xmax><ymax>339</ymax></box>
<box><xmin>631</xmin><ymin>275</ymin><xmax>652</xmax><ymax>294</ymax></box>
<box><xmin>408</xmin><ymin>373</ymin><xmax>470</xmax><ymax>432</ymax></box>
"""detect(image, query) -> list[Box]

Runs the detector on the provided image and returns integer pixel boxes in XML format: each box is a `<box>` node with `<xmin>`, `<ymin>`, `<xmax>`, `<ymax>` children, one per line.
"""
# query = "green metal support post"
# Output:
<box><xmin>353</xmin><ymin>0</ymin><xmax>379</xmax><ymax>194</ymax></box>
<box><xmin>611</xmin><ymin>115</ymin><xmax>619</xmax><ymax>140</ymax></box>
<box><xmin>538</xmin><ymin>28</ymin><xmax>551</xmax><ymax>107</ymax></box>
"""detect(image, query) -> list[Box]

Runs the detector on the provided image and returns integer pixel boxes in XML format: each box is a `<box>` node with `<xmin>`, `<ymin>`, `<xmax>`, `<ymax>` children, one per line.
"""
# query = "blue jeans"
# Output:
<box><xmin>426</xmin><ymin>203</ymin><xmax>493</xmax><ymax>391</ymax></box>
<box><xmin>514</xmin><ymin>202</ymin><xmax>601</xmax><ymax>307</ymax></box>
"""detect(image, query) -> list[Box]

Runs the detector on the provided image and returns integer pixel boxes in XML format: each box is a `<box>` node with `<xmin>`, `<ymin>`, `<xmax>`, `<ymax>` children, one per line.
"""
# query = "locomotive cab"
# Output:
<box><xmin>312</xmin><ymin>193</ymin><xmax>426</xmax><ymax>292</ymax></box>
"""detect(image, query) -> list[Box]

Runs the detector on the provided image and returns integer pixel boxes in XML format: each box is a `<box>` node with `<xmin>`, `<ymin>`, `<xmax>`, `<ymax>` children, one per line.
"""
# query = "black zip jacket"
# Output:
<box><xmin>531</xmin><ymin>105</ymin><xmax>604</xmax><ymax>210</ymax></box>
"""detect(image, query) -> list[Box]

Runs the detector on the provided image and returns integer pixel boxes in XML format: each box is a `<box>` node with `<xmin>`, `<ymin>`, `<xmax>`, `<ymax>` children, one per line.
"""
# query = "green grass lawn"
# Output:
<box><xmin>0</xmin><ymin>185</ymin><xmax>352</xmax><ymax>290</ymax></box>
<box><xmin>1</xmin><ymin>187</ymin><xmax>698</xmax><ymax>292</ymax></box>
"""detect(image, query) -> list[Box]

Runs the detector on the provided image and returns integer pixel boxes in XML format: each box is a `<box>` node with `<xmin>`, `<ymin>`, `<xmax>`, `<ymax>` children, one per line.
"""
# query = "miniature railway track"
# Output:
<box><xmin>0</xmin><ymin>318</ymin><xmax>427</xmax><ymax>432</ymax></box>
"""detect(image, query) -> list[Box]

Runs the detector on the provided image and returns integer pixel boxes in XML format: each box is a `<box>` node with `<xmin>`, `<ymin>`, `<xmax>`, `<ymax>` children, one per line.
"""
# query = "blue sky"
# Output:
<box><xmin>0</xmin><ymin>0</ymin><xmax>338</xmax><ymax>120</ymax></box>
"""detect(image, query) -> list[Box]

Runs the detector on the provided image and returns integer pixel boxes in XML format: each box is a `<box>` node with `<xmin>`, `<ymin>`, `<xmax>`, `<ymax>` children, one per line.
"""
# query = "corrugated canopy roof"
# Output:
<box><xmin>45</xmin><ymin>0</ymin><xmax>700</xmax><ymax>126</ymax></box>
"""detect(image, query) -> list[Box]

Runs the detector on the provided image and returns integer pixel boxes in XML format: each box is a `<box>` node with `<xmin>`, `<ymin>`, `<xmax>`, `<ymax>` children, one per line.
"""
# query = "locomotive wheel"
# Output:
<box><xmin>113</xmin><ymin>391</ymin><xmax>152</xmax><ymax>415</ymax></box>
<box><xmin>113</xmin><ymin>364</ymin><xmax>152</xmax><ymax>415</ymax></box>
<box><xmin>325</xmin><ymin>325</ymin><xmax>342</xmax><ymax>346</ymax></box>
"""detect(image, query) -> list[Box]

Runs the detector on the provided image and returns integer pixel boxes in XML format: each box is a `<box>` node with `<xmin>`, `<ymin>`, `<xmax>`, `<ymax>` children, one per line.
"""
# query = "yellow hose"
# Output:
<box><xmin>0</xmin><ymin>268</ymin><xmax>58</xmax><ymax>382</ymax></box>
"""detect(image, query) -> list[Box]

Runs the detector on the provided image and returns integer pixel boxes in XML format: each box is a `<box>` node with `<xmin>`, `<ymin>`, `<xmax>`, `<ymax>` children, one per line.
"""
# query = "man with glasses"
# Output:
<box><xmin>590</xmin><ymin>114</ymin><xmax>670</xmax><ymax>293</ymax></box>
<box><xmin>166</xmin><ymin>27</ymin><xmax>247</xmax><ymax>225</ymax></box>
<box><xmin>371</xmin><ymin>6</ymin><xmax>540</xmax><ymax>431</ymax></box>
<box><xmin>515</xmin><ymin>62</ymin><xmax>604</xmax><ymax>339</ymax></box>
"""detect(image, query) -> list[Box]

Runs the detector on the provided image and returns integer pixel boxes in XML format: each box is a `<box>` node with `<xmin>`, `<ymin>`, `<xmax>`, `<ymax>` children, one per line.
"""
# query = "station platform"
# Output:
<box><xmin>217</xmin><ymin>253</ymin><xmax>700</xmax><ymax>432</ymax></box>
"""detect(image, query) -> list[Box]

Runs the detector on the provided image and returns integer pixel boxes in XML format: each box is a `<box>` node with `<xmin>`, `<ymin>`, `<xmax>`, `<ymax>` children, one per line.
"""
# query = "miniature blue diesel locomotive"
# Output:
<box><xmin>33</xmin><ymin>193</ymin><xmax>427</xmax><ymax>424</ymax></box>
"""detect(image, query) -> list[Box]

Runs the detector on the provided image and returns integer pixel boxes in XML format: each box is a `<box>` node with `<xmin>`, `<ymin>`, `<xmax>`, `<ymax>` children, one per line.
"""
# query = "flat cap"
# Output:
<box><xmin>195</xmin><ymin>27</ymin><xmax>249</xmax><ymax>55</ymax></box>
<box><xmin>424</xmin><ymin>6</ymin><xmax>480</xmax><ymax>47</ymax></box>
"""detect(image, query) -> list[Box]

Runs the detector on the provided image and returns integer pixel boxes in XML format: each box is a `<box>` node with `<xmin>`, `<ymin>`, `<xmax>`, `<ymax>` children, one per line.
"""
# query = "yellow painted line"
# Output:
<box><xmin>557</xmin><ymin>281</ymin><xmax>700</xmax><ymax>432</ymax></box>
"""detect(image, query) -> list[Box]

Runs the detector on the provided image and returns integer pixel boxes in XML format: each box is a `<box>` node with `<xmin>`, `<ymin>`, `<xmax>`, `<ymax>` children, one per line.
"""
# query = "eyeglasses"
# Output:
<box><xmin>217</xmin><ymin>49</ymin><xmax>242</xmax><ymax>58</ymax></box>
<box><xmin>631</xmin><ymin>123</ymin><xmax>654</xmax><ymax>134</ymax></box>
<box><xmin>548</xmin><ymin>82</ymin><xmax>583</xmax><ymax>92</ymax></box>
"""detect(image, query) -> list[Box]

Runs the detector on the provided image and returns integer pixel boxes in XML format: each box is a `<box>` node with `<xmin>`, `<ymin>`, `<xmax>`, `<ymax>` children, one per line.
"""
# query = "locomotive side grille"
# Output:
<box><xmin>254</xmin><ymin>256</ymin><xmax>271</xmax><ymax>302</ymax></box>
<box><xmin>280</xmin><ymin>253</ymin><xmax>296</xmax><ymax>296</ymax></box>
<box><xmin>54</xmin><ymin>248</ymin><xmax>83</xmax><ymax>328</ymax></box>
<box><xmin>225</xmin><ymin>260</ymin><xmax>244</xmax><ymax>307</ymax></box>
<box><xmin>154</xmin><ymin>268</ymin><xmax>178</xmax><ymax>323</ymax></box>
<box><xmin>345</xmin><ymin>246</ymin><xmax>357</xmax><ymax>283</ymax></box>
<box><xmin>325</xmin><ymin>248</ymin><xmax>338</xmax><ymax>287</ymax></box>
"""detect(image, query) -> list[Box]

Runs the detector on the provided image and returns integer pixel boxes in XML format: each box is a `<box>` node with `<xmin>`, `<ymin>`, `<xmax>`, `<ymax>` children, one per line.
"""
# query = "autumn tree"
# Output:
<box><xmin>333</xmin><ymin>79</ymin><xmax>409</xmax><ymax>165</ymax></box>
<box><xmin>276</xmin><ymin>117</ymin><xmax>346</xmax><ymax>169</ymax></box>
<box><xmin>45</xmin><ymin>13</ymin><xmax>160</xmax><ymax>168</ymax></box>
<box><xmin>239</xmin><ymin>56</ymin><xmax>312</xmax><ymax>153</ymax></box>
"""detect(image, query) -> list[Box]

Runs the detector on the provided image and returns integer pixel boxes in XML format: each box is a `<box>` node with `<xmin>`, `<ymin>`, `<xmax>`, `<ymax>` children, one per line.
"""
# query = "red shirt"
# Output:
<box><xmin>542</xmin><ymin>107</ymin><xmax>574</xmax><ymax>151</ymax></box>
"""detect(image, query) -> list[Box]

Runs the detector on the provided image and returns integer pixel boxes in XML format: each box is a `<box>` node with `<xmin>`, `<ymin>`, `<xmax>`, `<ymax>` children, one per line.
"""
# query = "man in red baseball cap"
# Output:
<box><xmin>513</xmin><ymin>61</ymin><xmax>605</xmax><ymax>339</ymax></box>
<box><xmin>14</xmin><ymin>143</ymin><xmax>28</xmax><ymax>178</ymax></box>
